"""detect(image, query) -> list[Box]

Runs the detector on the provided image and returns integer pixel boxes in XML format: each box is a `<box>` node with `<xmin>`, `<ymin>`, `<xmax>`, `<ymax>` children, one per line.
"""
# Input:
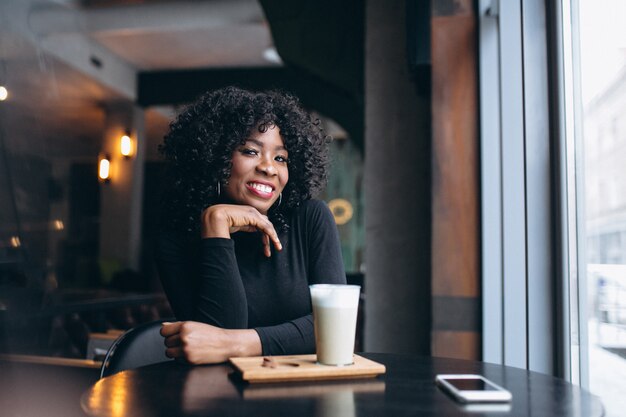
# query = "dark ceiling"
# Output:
<box><xmin>1</xmin><ymin>0</ymin><xmax>365</xmax><ymax>159</ymax></box>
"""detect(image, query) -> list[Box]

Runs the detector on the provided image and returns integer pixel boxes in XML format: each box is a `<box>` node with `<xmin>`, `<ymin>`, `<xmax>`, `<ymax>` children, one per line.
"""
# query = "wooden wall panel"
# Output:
<box><xmin>431</xmin><ymin>0</ymin><xmax>480</xmax><ymax>359</ymax></box>
<box><xmin>432</xmin><ymin>331</ymin><xmax>481</xmax><ymax>359</ymax></box>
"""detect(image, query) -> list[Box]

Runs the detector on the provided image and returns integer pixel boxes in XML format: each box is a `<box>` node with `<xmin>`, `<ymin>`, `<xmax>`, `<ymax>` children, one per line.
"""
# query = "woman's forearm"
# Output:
<box><xmin>229</xmin><ymin>329</ymin><xmax>263</xmax><ymax>358</ymax></box>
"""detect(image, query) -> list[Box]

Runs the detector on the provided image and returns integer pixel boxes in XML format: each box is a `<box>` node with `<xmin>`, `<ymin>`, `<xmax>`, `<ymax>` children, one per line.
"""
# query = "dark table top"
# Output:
<box><xmin>81</xmin><ymin>353</ymin><xmax>604</xmax><ymax>417</ymax></box>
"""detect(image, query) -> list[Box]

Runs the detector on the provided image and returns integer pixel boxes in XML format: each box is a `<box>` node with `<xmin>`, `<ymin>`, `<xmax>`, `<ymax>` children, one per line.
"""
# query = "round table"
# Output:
<box><xmin>82</xmin><ymin>353</ymin><xmax>604</xmax><ymax>417</ymax></box>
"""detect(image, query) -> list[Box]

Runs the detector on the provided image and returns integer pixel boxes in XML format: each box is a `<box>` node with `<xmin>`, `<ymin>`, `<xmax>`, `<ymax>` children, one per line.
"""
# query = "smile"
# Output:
<box><xmin>246</xmin><ymin>182</ymin><xmax>275</xmax><ymax>198</ymax></box>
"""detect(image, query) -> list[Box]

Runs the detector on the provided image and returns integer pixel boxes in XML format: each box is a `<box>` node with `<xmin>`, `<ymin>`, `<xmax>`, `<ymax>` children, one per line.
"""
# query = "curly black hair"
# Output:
<box><xmin>159</xmin><ymin>86</ymin><xmax>330</xmax><ymax>234</ymax></box>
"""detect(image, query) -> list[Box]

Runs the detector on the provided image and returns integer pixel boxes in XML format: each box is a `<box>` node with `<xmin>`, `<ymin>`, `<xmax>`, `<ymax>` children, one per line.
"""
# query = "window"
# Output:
<box><xmin>561</xmin><ymin>0</ymin><xmax>626</xmax><ymax>415</ymax></box>
<box><xmin>479</xmin><ymin>0</ymin><xmax>555</xmax><ymax>373</ymax></box>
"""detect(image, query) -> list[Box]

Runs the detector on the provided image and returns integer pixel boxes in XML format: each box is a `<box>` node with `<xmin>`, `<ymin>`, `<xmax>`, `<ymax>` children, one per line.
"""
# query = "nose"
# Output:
<box><xmin>257</xmin><ymin>157</ymin><xmax>277</xmax><ymax>176</ymax></box>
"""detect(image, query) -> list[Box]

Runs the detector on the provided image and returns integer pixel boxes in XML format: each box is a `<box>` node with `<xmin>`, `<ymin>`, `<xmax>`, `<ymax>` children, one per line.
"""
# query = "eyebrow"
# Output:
<box><xmin>245</xmin><ymin>138</ymin><xmax>287</xmax><ymax>152</ymax></box>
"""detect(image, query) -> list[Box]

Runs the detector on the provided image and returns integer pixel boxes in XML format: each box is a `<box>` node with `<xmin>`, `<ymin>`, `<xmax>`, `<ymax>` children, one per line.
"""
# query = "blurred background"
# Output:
<box><xmin>2</xmin><ymin>1</ymin><xmax>625</xmax><ymax>416</ymax></box>
<box><xmin>0</xmin><ymin>0</ymin><xmax>369</xmax><ymax>361</ymax></box>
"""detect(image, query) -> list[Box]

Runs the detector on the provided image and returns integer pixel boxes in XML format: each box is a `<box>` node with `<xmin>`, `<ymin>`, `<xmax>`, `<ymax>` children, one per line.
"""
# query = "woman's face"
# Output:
<box><xmin>224</xmin><ymin>126</ymin><xmax>289</xmax><ymax>214</ymax></box>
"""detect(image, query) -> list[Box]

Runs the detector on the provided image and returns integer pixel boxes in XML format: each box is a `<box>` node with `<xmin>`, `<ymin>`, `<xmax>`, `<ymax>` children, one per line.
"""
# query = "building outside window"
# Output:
<box><xmin>569</xmin><ymin>1</ymin><xmax>626</xmax><ymax>415</ymax></box>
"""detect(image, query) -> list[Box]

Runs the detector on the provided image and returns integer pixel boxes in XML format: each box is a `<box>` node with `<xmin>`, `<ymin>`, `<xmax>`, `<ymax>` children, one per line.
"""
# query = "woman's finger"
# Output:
<box><xmin>164</xmin><ymin>334</ymin><xmax>181</xmax><ymax>348</ymax></box>
<box><xmin>262</xmin><ymin>233</ymin><xmax>271</xmax><ymax>257</ymax></box>
<box><xmin>165</xmin><ymin>346</ymin><xmax>184</xmax><ymax>359</ymax></box>
<box><xmin>237</xmin><ymin>225</ymin><xmax>258</xmax><ymax>233</ymax></box>
<box><xmin>213</xmin><ymin>205</ymin><xmax>282</xmax><ymax>252</ymax></box>
<box><xmin>161</xmin><ymin>321</ymin><xmax>183</xmax><ymax>337</ymax></box>
<box><xmin>254</xmin><ymin>216</ymin><xmax>282</xmax><ymax>252</ymax></box>
<box><xmin>256</xmin><ymin>225</ymin><xmax>281</xmax><ymax>254</ymax></box>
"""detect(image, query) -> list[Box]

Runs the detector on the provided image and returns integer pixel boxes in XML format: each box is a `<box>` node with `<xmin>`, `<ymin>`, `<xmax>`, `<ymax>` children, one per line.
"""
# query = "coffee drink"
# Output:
<box><xmin>310</xmin><ymin>284</ymin><xmax>360</xmax><ymax>366</ymax></box>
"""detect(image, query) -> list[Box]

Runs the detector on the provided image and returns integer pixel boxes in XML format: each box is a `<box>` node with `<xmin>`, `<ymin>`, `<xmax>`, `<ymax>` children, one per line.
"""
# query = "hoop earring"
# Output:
<box><xmin>216</xmin><ymin>181</ymin><xmax>220</xmax><ymax>197</ymax></box>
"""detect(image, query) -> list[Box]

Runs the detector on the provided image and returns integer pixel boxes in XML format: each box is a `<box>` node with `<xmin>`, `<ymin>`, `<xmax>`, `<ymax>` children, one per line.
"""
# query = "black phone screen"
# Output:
<box><xmin>445</xmin><ymin>378</ymin><xmax>499</xmax><ymax>391</ymax></box>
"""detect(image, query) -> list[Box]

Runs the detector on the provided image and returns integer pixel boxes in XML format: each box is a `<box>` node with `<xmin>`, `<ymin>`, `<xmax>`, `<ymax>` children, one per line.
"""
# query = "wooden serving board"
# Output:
<box><xmin>229</xmin><ymin>354</ymin><xmax>386</xmax><ymax>383</ymax></box>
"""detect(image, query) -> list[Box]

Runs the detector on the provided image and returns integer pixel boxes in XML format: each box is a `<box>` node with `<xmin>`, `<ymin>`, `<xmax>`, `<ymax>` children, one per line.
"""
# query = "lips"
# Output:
<box><xmin>246</xmin><ymin>181</ymin><xmax>275</xmax><ymax>199</ymax></box>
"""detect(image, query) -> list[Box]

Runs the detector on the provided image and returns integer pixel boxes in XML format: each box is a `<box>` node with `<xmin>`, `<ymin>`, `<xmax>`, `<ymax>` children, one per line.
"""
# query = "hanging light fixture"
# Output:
<box><xmin>0</xmin><ymin>86</ymin><xmax>7</xmax><ymax>101</ymax></box>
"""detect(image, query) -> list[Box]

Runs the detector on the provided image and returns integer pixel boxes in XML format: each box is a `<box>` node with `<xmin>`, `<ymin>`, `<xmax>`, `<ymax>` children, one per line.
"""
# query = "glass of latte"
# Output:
<box><xmin>309</xmin><ymin>284</ymin><xmax>361</xmax><ymax>366</ymax></box>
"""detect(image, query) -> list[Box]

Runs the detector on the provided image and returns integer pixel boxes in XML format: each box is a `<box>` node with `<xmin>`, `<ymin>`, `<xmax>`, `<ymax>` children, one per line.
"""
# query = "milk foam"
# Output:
<box><xmin>309</xmin><ymin>284</ymin><xmax>360</xmax><ymax>308</ymax></box>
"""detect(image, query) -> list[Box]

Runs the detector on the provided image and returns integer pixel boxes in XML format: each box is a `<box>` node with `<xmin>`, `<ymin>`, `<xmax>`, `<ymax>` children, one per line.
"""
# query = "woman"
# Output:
<box><xmin>156</xmin><ymin>86</ymin><xmax>345</xmax><ymax>364</ymax></box>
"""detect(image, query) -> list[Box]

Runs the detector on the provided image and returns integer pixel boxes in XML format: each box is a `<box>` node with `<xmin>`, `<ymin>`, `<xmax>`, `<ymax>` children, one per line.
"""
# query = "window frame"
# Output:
<box><xmin>478</xmin><ymin>0</ymin><xmax>586</xmax><ymax>381</ymax></box>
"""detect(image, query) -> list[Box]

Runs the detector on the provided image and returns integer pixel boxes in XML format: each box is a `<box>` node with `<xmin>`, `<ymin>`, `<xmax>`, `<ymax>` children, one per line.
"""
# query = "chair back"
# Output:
<box><xmin>100</xmin><ymin>319</ymin><xmax>174</xmax><ymax>378</ymax></box>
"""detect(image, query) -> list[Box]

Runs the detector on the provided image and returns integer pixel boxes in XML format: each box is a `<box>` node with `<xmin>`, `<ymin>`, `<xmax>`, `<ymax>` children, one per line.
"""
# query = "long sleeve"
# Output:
<box><xmin>255</xmin><ymin>315</ymin><xmax>316</xmax><ymax>355</ymax></box>
<box><xmin>195</xmin><ymin>238</ymin><xmax>248</xmax><ymax>328</ymax></box>
<box><xmin>156</xmin><ymin>200</ymin><xmax>346</xmax><ymax>356</ymax></box>
<box><xmin>254</xmin><ymin>200</ymin><xmax>346</xmax><ymax>355</ymax></box>
<box><xmin>155</xmin><ymin>233</ymin><xmax>248</xmax><ymax>328</ymax></box>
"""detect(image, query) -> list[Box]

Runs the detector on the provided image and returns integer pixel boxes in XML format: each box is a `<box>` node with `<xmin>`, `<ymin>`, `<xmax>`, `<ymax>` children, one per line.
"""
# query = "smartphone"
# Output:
<box><xmin>435</xmin><ymin>374</ymin><xmax>512</xmax><ymax>403</ymax></box>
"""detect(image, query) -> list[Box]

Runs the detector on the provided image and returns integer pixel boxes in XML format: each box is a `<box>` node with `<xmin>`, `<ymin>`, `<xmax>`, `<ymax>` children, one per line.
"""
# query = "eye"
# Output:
<box><xmin>240</xmin><ymin>147</ymin><xmax>259</xmax><ymax>156</ymax></box>
<box><xmin>275</xmin><ymin>155</ymin><xmax>289</xmax><ymax>163</ymax></box>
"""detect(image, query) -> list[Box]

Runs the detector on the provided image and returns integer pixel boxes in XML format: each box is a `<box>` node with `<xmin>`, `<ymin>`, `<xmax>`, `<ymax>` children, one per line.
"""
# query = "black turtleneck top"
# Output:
<box><xmin>155</xmin><ymin>199</ymin><xmax>346</xmax><ymax>355</ymax></box>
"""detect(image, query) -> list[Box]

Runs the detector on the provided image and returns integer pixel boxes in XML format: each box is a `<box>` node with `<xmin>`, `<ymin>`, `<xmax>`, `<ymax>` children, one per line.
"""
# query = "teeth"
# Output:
<box><xmin>250</xmin><ymin>183</ymin><xmax>272</xmax><ymax>193</ymax></box>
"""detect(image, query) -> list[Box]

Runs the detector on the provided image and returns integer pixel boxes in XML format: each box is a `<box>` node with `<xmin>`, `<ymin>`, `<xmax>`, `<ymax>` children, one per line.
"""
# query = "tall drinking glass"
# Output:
<box><xmin>309</xmin><ymin>284</ymin><xmax>361</xmax><ymax>366</ymax></box>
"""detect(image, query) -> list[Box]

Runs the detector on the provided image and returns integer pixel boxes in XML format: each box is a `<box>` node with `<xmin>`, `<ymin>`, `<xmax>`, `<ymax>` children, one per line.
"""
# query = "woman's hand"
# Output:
<box><xmin>160</xmin><ymin>321</ymin><xmax>262</xmax><ymax>364</ymax></box>
<box><xmin>201</xmin><ymin>204</ymin><xmax>282</xmax><ymax>257</ymax></box>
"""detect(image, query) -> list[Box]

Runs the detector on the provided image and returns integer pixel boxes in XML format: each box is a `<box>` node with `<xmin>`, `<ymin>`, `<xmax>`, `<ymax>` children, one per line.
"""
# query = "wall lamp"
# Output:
<box><xmin>120</xmin><ymin>131</ymin><xmax>133</xmax><ymax>158</ymax></box>
<box><xmin>10</xmin><ymin>236</ymin><xmax>21</xmax><ymax>248</ymax></box>
<box><xmin>99</xmin><ymin>154</ymin><xmax>111</xmax><ymax>182</ymax></box>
